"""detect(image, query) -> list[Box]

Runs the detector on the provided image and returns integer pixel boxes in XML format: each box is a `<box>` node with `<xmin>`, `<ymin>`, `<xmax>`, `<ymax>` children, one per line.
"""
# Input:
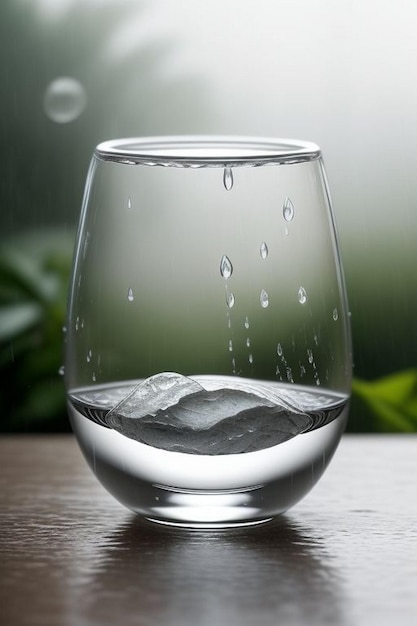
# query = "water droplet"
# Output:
<box><xmin>44</xmin><ymin>77</ymin><xmax>87</xmax><ymax>123</ymax></box>
<box><xmin>260</xmin><ymin>241</ymin><xmax>269</xmax><ymax>259</ymax></box>
<box><xmin>283</xmin><ymin>197</ymin><xmax>295</xmax><ymax>222</ymax></box>
<box><xmin>246</xmin><ymin>337</ymin><xmax>251</xmax><ymax>348</ymax></box>
<box><xmin>260</xmin><ymin>289</ymin><xmax>269</xmax><ymax>308</ymax></box>
<box><xmin>127</xmin><ymin>197</ymin><xmax>132</xmax><ymax>209</ymax></box>
<box><xmin>220</xmin><ymin>255</ymin><xmax>233</xmax><ymax>279</ymax></box>
<box><xmin>226</xmin><ymin>291</ymin><xmax>235</xmax><ymax>308</ymax></box>
<box><xmin>314</xmin><ymin>333</ymin><xmax>319</xmax><ymax>346</ymax></box>
<box><xmin>86</xmin><ymin>349</ymin><xmax>92</xmax><ymax>363</ymax></box>
<box><xmin>92</xmin><ymin>372</ymin><xmax>97</xmax><ymax>382</ymax></box>
<box><xmin>286</xmin><ymin>367</ymin><xmax>294</xmax><ymax>383</ymax></box>
<box><xmin>277</xmin><ymin>342</ymin><xmax>283</xmax><ymax>357</ymax></box>
<box><xmin>62</xmin><ymin>326</ymin><xmax>67</xmax><ymax>334</ymax></box>
<box><xmin>58</xmin><ymin>365</ymin><xmax>65</xmax><ymax>376</ymax></box>
<box><xmin>333</xmin><ymin>308</ymin><xmax>339</xmax><ymax>321</ymax></box>
<box><xmin>300</xmin><ymin>364</ymin><xmax>306</xmax><ymax>376</ymax></box>
<box><xmin>249</xmin><ymin>354</ymin><xmax>254</xmax><ymax>364</ymax></box>
<box><xmin>75</xmin><ymin>316</ymin><xmax>80</xmax><ymax>332</ymax></box>
<box><xmin>307</xmin><ymin>349</ymin><xmax>314</xmax><ymax>364</ymax></box>
<box><xmin>244</xmin><ymin>316</ymin><xmax>250</xmax><ymax>329</ymax></box>
<box><xmin>298</xmin><ymin>286</ymin><xmax>307</xmax><ymax>304</ymax></box>
<box><xmin>127</xmin><ymin>287</ymin><xmax>134</xmax><ymax>302</ymax></box>
<box><xmin>228</xmin><ymin>339</ymin><xmax>233</xmax><ymax>352</ymax></box>
<box><xmin>223</xmin><ymin>167</ymin><xmax>233</xmax><ymax>191</ymax></box>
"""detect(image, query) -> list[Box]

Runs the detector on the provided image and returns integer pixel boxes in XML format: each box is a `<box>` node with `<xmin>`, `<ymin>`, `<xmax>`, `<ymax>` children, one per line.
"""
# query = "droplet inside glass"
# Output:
<box><xmin>260</xmin><ymin>241</ymin><xmax>269</xmax><ymax>259</ymax></box>
<box><xmin>220</xmin><ymin>255</ymin><xmax>233</xmax><ymax>279</ymax></box>
<box><xmin>260</xmin><ymin>289</ymin><xmax>269</xmax><ymax>308</ymax></box>
<box><xmin>298</xmin><ymin>286</ymin><xmax>308</xmax><ymax>304</ymax></box>
<box><xmin>223</xmin><ymin>167</ymin><xmax>234</xmax><ymax>191</ymax></box>
<box><xmin>283</xmin><ymin>197</ymin><xmax>295</xmax><ymax>222</ymax></box>
<box><xmin>226</xmin><ymin>291</ymin><xmax>235</xmax><ymax>308</ymax></box>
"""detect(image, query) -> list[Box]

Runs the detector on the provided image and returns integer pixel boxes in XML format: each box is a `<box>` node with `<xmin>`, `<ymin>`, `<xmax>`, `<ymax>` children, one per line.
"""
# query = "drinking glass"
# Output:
<box><xmin>65</xmin><ymin>136</ymin><xmax>352</xmax><ymax>527</ymax></box>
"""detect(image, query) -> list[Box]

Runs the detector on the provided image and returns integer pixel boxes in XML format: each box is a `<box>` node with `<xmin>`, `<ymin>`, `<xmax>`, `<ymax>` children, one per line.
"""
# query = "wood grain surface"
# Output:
<box><xmin>0</xmin><ymin>435</ymin><xmax>416</xmax><ymax>626</ymax></box>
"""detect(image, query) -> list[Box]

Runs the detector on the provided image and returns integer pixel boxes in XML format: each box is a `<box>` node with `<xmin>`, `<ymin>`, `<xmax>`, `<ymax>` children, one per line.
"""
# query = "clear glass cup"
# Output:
<box><xmin>65</xmin><ymin>136</ymin><xmax>352</xmax><ymax>528</ymax></box>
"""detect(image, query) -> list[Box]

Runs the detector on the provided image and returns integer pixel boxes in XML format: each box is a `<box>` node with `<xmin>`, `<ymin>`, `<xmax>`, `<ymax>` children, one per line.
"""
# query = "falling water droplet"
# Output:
<box><xmin>228</xmin><ymin>339</ymin><xmax>233</xmax><ymax>352</ymax></box>
<box><xmin>58</xmin><ymin>365</ymin><xmax>65</xmax><ymax>376</ymax></box>
<box><xmin>86</xmin><ymin>350</ymin><xmax>92</xmax><ymax>363</ymax></box>
<box><xmin>283</xmin><ymin>197</ymin><xmax>295</xmax><ymax>222</ymax></box>
<box><xmin>44</xmin><ymin>77</ymin><xmax>87</xmax><ymax>124</ymax></box>
<box><xmin>260</xmin><ymin>289</ymin><xmax>269</xmax><ymax>308</ymax></box>
<box><xmin>307</xmin><ymin>349</ymin><xmax>314</xmax><ymax>364</ymax></box>
<box><xmin>220</xmin><ymin>255</ymin><xmax>233</xmax><ymax>279</ymax></box>
<box><xmin>260</xmin><ymin>241</ymin><xmax>269</xmax><ymax>259</ymax></box>
<box><xmin>92</xmin><ymin>372</ymin><xmax>97</xmax><ymax>382</ymax></box>
<box><xmin>244</xmin><ymin>316</ymin><xmax>250</xmax><ymax>329</ymax></box>
<box><xmin>248</xmin><ymin>354</ymin><xmax>254</xmax><ymax>364</ymax></box>
<box><xmin>127</xmin><ymin>197</ymin><xmax>132</xmax><ymax>209</ymax></box>
<box><xmin>223</xmin><ymin>167</ymin><xmax>233</xmax><ymax>191</ymax></box>
<box><xmin>333</xmin><ymin>308</ymin><xmax>339</xmax><ymax>321</ymax></box>
<box><xmin>246</xmin><ymin>337</ymin><xmax>251</xmax><ymax>348</ymax></box>
<box><xmin>277</xmin><ymin>343</ymin><xmax>283</xmax><ymax>357</ymax></box>
<box><xmin>226</xmin><ymin>291</ymin><xmax>235</xmax><ymax>308</ymax></box>
<box><xmin>298</xmin><ymin>286</ymin><xmax>308</xmax><ymax>304</ymax></box>
<box><xmin>127</xmin><ymin>288</ymin><xmax>134</xmax><ymax>302</ymax></box>
<box><xmin>62</xmin><ymin>326</ymin><xmax>67</xmax><ymax>334</ymax></box>
<box><xmin>75</xmin><ymin>316</ymin><xmax>80</xmax><ymax>332</ymax></box>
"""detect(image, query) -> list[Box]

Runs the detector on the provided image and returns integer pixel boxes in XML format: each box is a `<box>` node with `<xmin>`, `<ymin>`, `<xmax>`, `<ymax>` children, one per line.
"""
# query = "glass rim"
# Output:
<box><xmin>94</xmin><ymin>135</ymin><xmax>321</xmax><ymax>167</ymax></box>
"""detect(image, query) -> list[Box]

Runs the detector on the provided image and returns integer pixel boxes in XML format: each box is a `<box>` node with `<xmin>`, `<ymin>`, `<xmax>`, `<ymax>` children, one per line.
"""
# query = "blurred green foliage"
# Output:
<box><xmin>0</xmin><ymin>230</ymin><xmax>73</xmax><ymax>432</ymax></box>
<box><xmin>348</xmin><ymin>371</ymin><xmax>417</xmax><ymax>433</ymax></box>
<box><xmin>1</xmin><ymin>229</ymin><xmax>416</xmax><ymax>433</ymax></box>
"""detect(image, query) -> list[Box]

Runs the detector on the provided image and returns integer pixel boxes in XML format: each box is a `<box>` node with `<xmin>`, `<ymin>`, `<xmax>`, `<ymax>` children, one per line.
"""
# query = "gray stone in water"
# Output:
<box><xmin>105</xmin><ymin>372</ymin><xmax>313</xmax><ymax>455</ymax></box>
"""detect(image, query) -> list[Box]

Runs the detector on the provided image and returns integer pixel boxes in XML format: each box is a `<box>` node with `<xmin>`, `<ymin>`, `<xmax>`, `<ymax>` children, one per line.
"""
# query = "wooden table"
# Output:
<box><xmin>1</xmin><ymin>435</ymin><xmax>416</xmax><ymax>626</ymax></box>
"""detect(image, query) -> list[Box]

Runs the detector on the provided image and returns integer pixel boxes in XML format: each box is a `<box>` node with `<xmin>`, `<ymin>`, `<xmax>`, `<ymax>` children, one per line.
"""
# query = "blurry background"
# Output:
<box><xmin>1</xmin><ymin>0</ymin><xmax>416</xmax><ymax>432</ymax></box>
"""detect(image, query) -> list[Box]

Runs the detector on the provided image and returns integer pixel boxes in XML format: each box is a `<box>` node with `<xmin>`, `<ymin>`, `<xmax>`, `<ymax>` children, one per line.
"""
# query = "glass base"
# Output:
<box><xmin>129</xmin><ymin>488</ymin><xmax>275</xmax><ymax>528</ymax></box>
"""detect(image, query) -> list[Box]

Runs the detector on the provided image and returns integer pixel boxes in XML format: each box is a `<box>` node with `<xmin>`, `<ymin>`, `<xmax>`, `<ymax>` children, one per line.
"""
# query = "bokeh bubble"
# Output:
<box><xmin>43</xmin><ymin>77</ymin><xmax>87</xmax><ymax>123</ymax></box>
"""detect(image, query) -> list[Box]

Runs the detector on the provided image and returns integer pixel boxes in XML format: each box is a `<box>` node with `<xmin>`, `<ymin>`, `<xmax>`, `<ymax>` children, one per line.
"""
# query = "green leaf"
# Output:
<box><xmin>0</xmin><ymin>302</ymin><xmax>43</xmax><ymax>342</ymax></box>
<box><xmin>0</xmin><ymin>247</ymin><xmax>57</xmax><ymax>304</ymax></box>
<box><xmin>352</xmin><ymin>369</ymin><xmax>417</xmax><ymax>432</ymax></box>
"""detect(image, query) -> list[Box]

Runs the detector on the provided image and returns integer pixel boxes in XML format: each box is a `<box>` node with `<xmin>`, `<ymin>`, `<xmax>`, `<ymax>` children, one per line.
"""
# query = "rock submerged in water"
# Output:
<box><xmin>105</xmin><ymin>372</ymin><xmax>313</xmax><ymax>455</ymax></box>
